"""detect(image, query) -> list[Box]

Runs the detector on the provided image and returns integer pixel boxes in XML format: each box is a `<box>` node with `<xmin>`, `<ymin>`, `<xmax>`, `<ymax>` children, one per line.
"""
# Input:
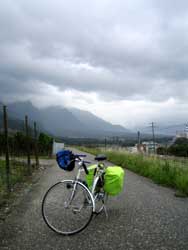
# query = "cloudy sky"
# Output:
<box><xmin>0</xmin><ymin>0</ymin><xmax>188</xmax><ymax>129</ymax></box>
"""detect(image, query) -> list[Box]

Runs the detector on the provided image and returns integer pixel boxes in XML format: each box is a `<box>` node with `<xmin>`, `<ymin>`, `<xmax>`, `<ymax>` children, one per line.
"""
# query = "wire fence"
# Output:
<box><xmin>0</xmin><ymin>105</ymin><xmax>52</xmax><ymax>200</ymax></box>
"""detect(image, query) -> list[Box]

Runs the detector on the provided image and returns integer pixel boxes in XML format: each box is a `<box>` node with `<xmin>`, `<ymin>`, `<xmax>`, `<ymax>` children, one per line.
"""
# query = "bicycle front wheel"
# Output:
<box><xmin>42</xmin><ymin>180</ymin><xmax>94</xmax><ymax>235</ymax></box>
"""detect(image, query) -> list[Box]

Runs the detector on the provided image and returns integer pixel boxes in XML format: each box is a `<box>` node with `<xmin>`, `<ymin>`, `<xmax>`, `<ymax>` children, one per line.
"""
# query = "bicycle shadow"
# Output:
<box><xmin>91</xmin><ymin>207</ymin><xmax>126</xmax><ymax>226</ymax></box>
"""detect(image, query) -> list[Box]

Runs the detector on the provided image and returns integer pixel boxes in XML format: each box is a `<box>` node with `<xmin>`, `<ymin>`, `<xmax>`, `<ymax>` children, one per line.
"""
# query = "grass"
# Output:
<box><xmin>0</xmin><ymin>159</ymin><xmax>34</xmax><ymax>205</ymax></box>
<box><xmin>76</xmin><ymin>146</ymin><xmax>188</xmax><ymax>196</ymax></box>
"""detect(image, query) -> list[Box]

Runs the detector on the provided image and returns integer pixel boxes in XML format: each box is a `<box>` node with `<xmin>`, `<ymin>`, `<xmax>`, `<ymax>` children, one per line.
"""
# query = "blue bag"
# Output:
<box><xmin>56</xmin><ymin>150</ymin><xmax>75</xmax><ymax>171</ymax></box>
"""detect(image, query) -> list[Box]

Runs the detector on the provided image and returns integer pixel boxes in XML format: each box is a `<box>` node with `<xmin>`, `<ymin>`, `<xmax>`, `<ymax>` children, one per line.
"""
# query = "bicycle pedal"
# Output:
<box><xmin>98</xmin><ymin>192</ymin><xmax>105</xmax><ymax>199</ymax></box>
<box><xmin>72</xmin><ymin>207</ymin><xmax>81</xmax><ymax>213</ymax></box>
<box><xmin>73</xmin><ymin>209</ymin><xmax>79</xmax><ymax>213</ymax></box>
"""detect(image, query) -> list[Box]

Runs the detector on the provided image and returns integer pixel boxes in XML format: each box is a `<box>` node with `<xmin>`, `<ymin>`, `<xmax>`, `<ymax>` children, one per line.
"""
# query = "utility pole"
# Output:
<box><xmin>185</xmin><ymin>123</ymin><xmax>188</xmax><ymax>138</ymax></box>
<box><xmin>34</xmin><ymin>121</ymin><xmax>39</xmax><ymax>168</ymax></box>
<box><xmin>104</xmin><ymin>137</ymin><xmax>107</xmax><ymax>151</ymax></box>
<box><xmin>137</xmin><ymin>131</ymin><xmax>141</xmax><ymax>152</ymax></box>
<box><xmin>113</xmin><ymin>136</ymin><xmax>115</xmax><ymax>148</ymax></box>
<box><xmin>3</xmin><ymin>105</ymin><xmax>10</xmax><ymax>192</ymax></box>
<box><xmin>150</xmin><ymin>122</ymin><xmax>156</xmax><ymax>153</ymax></box>
<box><xmin>116</xmin><ymin>136</ymin><xmax>119</xmax><ymax>149</ymax></box>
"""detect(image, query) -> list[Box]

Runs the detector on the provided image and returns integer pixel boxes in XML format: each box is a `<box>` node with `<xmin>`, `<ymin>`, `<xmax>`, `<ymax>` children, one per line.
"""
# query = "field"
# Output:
<box><xmin>76</xmin><ymin>147</ymin><xmax>188</xmax><ymax>196</ymax></box>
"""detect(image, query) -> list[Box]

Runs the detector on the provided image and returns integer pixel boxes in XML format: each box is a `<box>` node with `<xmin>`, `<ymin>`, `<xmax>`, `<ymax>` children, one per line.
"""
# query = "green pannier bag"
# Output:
<box><xmin>104</xmin><ymin>166</ymin><xmax>125</xmax><ymax>196</ymax></box>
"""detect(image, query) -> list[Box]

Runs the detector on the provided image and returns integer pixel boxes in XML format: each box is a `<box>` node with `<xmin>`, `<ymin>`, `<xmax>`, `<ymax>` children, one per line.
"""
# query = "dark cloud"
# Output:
<box><xmin>0</xmin><ymin>0</ymin><xmax>188</xmax><ymax>117</ymax></box>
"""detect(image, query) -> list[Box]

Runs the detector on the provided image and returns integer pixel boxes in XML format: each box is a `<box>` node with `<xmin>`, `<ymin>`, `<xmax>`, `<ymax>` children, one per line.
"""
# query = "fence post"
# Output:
<box><xmin>25</xmin><ymin>115</ymin><xmax>31</xmax><ymax>175</ymax></box>
<box><xmin>34</xmin><ymin>121</ymin><xmax>39</xmax><ymax>168</ymax></box>
<box><xmin>104</xmin><ymin>137</ymin><xmax>107</xmax><ymax>151</ymax></box>
<box><xmin>3</xmin><ymin>105</ymin><xmax>10</xmax><ymax>192</ymax></box>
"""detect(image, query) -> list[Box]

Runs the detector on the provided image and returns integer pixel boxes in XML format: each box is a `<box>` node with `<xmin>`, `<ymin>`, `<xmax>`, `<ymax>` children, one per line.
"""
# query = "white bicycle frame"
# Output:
<box><xmin>66</xmin><ymin>159</ymin><xmax>105</xmax><ymax>212</ymax></box>
<box><xmin>63</xmin><ymin>179</ymin><xmax>95</xmax><ymax>212</ymax></box>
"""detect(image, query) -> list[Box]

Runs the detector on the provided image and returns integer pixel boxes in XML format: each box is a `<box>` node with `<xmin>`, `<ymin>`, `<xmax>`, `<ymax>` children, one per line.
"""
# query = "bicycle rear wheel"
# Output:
<box><xmin>42</xmin><ymin>180</ymin><xmax>94</xmax><ymax>235</ymax></box>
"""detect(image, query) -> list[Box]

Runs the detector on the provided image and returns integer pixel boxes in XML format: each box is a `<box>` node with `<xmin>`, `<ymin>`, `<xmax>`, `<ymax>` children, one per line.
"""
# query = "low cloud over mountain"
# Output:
<box><xmin>3</xmin><ymin>101</ymin><xmax>130</xmax><ymax>137</ymax></box>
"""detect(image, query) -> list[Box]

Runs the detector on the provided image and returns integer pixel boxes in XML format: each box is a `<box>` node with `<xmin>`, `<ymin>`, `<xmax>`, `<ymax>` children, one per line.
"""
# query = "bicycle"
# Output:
<box><xmin>42</xmin><ymin>151</ymin><xmax>108</xmax><ymax>235</ymax></box>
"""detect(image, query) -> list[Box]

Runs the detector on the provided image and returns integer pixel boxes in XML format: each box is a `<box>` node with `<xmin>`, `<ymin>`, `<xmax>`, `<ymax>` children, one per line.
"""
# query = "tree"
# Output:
<box><xmin>168</xmin><ymin>138</ymin><xmax>188</xmax><ymax>157</ymax></box>
<box><xmin>38</xmin><ymin>133</ymin><xmax>53</xmax><ymax>155</ymax></box>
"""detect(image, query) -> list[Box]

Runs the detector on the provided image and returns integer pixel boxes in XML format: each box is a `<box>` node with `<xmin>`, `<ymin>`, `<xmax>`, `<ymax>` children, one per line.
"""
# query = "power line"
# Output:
<box><xmin>158</xmin><ymin>124</ymin><xmax>186</xmax><ymax>130</ymax></box>
<box><xmin>137</xmin><ymin>131</ymin><xmax>141</xmax><ymax>145</ymax></box>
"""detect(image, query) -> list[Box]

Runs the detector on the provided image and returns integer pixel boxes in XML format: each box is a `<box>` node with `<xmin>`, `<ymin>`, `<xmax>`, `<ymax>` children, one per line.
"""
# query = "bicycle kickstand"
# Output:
<box><xmin>104</xmin><ymin>205</ymin><xmax>108</xmax><ymax>219</ymax></box>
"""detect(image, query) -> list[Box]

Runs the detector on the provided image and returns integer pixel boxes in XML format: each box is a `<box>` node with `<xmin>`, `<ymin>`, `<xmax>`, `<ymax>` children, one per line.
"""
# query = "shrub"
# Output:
<box><xmin>77</xmin><ymin>147</ymin><xmax>188</xmax><ymax>196</ymax></box>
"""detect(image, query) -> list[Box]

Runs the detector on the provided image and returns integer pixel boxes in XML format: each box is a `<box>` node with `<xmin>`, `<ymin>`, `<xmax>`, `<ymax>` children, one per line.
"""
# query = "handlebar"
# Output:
<box><xmin>75</xmin><ymin>156</ymin><xmax>90</xmax><ymax>175</ymax></box>
<box><xmin>74</xmin><ymin>154</ymin><xmax>87</xmax><ymax>158</ymax></box>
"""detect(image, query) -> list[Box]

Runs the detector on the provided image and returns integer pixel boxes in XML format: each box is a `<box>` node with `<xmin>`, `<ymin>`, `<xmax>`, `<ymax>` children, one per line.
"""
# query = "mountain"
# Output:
<box><xmin>7</xmin><ymin>101</ymin><xmax>41</xmax><ymax>121</ymax></box>
<box><xmin>2</xmin><ymin>101</ymin><xmax>130</xmax><ymax>137</ymax></box>
<box><xmin>0</xmin><ymin>105</ymin><xmax>25</xmax><ymax>132</ymax></box>
<box><xmin>41</xmin><ymin>106</ymin><xmax>86</xmax><ymax>136</ymax></box>
<box><xmin>7</xmin><ymin>101</ymin><xmax>44</xmax><ymax>132</ymax></box>
<box><xmin>69</xmin><ymin>108</ymin><xmax>129</xmax><ymax>133</ymax></box>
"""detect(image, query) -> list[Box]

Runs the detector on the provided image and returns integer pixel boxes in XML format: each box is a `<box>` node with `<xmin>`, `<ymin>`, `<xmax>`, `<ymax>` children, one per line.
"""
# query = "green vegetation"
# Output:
<box><xmin>0</xmin><ymin>131</ymin><xmax>53</xmax><ymax>204</ymax></box>
<box><xmin>157</xmin><ymin>138</ymin><xmax>188</xmax><ymax>157</ymax></box>
<box><xmin>63</xmin><ymin>134</ymin><xmax>172</xmax><ymax>148</ymax></box>
<box><xmin>77</xmin><ymin>146</ymin><xmax>188</xmax><ymax>196</ymax></box>
<box><xmin>168</xmin><ymin>138</ymin><xmax>188</xmax><ymax>157</ymax></box>
<box><xmin>0</xmin><ymin>160</ymin><xmax>6</xmax><ymax>200</ymax></box>
<box><xmin>0</xmin><ymin>159</ymin><xmax>33</xmax><ymax>204</ymax></box>
<box><xmin>38</xmin><ymin>133</ymin><xmax>53</xmax><ymax>156</ymax></box>
<box><xmin>0</xmin><ymin>131</ymin><xmax>53</xmax><ymax>156</ymax></box>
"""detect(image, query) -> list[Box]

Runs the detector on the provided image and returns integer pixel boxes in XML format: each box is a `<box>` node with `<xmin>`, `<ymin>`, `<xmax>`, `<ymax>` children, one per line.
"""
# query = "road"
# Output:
<box><xmin>0</xmin><ymin>149</ymin><xmax>188</xmax><ymax>250</ymax></box>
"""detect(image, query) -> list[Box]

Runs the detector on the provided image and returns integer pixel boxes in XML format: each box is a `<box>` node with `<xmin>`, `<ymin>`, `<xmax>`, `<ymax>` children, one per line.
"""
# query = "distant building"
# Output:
<box><xmin>127</xmin><ymin>146</ymin><xmax>138</xmax><ymax>153</ymax></box>
<box><xmin>170</xmin><ymin>126</ymin><xmax>188</xmax><ymax>145</ymax></box>
<box><xmin>137</xmin><ymin>141</ymin><xmax>159</xmax><ymax>154</ymax></box>
<box><xmin>175</xmin><ymin>131</ymin><xmax>188</xmax><ymax>139</ymax></box>
<box><xmin>52</xmin><ymin>140</ymin><xmax>65</xmax><ymax>155</ymax></box>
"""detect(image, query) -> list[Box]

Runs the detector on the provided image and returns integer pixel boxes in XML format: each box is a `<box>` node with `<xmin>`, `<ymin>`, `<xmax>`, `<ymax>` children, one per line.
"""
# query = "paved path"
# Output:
<box><xmin>0</xmin><ymin>149</ymin><xmax>188</xmax><ymax>250</ymax></box>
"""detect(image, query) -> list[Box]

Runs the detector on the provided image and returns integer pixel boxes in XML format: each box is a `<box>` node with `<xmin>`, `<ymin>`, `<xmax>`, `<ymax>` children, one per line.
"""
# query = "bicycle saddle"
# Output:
<box><xmin>95</xmin><ymin>154</ymin><xmax>107</xmax><ymax>161</ymax></box>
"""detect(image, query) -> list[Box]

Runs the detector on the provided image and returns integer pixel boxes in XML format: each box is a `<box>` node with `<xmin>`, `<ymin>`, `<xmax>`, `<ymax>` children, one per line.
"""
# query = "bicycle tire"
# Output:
<box><xmin>42</xmin><ymin>180</ymin><xmax>94</xmax><ymax>235</ymax></box>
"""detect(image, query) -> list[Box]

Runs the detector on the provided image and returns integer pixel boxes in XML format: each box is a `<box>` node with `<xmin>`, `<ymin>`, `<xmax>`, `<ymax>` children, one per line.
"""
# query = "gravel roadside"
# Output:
<box><xmin>0</xmin><ymin>149</ymin><xmax>188</xmax><ymax>250</ymax></box>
